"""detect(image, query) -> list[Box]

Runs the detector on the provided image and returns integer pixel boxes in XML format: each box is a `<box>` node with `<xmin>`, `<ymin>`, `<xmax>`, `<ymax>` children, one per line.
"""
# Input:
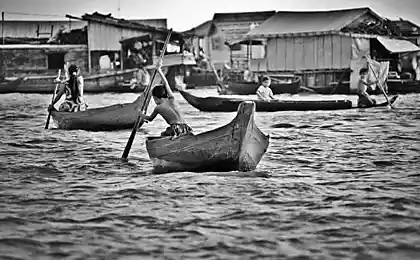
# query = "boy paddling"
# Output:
<box><xmin>139</xmin><ymin>60</ymin><xmax>193</xmax><ymax>138</ymax></box>
<box><xmin>357</xmin><ymin>67</ymin><xmax>378</xmax><ymax>107</ymax></box>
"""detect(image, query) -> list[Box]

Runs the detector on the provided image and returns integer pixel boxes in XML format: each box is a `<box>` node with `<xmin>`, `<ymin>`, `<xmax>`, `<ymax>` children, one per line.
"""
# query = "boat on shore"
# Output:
<box><xmin>219</xmin><ymin>76</ymin><xmax>301</xmax><ymax>95</ymax></box>
<box><xmin>0</xmin><ymin>77</ymin><xmax>26</xmax><ymax>94</ymax></box>
<box><xmin>145</xmin><ymin>101</ymin><xmax>269</xmax><ymax>173</ymax></box>
<box><xmin>50</xmin><ymin>91</ymin><xmax>149</xmax><ymax>131</ymax></box>
<box><xmin>178</xmin><ymin>89</ymin><xmax>399</xmax><ymax>112</ymax></box>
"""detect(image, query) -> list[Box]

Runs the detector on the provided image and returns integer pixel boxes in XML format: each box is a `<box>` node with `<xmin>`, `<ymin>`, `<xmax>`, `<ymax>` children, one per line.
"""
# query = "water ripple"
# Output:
<box><xmin>0</xmin><ymin>91</ymin><xmax>419</xmax><ymax>259</ymax></box>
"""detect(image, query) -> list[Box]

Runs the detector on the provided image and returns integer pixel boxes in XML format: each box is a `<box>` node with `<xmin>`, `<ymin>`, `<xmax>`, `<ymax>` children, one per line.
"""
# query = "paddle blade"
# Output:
<box><xmin>45</xmin><ymin>112</ymin><xmax>52</xmax><ymax>129</ymax></box>
<box><xmin>121</xmin><ymin>119</ymin><xmax>140</xmax><ymax>159</ymax></box>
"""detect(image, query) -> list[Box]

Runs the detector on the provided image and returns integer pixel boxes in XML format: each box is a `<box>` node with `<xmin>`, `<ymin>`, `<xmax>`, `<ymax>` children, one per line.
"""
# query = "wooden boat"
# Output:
<box><xmin>219</xmin><ymin>76</ymin><xmax>301</xmax><ymax>95</ymax></box>
<box><xmin>300</xmin><ymin>85</ymin><xmax>337</xmax><ymax>95</ymax></box>
<box><xmin>179</xmin><ymin>90</ymin><xmax>399</xmax><ymax>112</ymax></box>
<box><xmin>145</xmin><ymin>101</ymin><xmax>269</xmax><ymax>173</ymax></box>
<box><xmin>184</xmin><ymin>67</ymin><xmax>218</xmax><ymax>88</ymax></box>
<box><xmin>0</xmin><ymin>77</ymin><xmax>25</xmax><ymax>94</ymax></box>
<box><xmin>329</xmin><ymin>79</ymin><xmax>420</xmax><ymax>94</ymax></box>
<box><xmin>50</xmin><ymin>92</ymin><xmax>149</xmax><ymax>131</ymax></box>
<box><xmin>386</xmin><ymin>79</ymin><xmax>420</xmax><ymax>93</ymax></box>
<box><xmin>7</xmin><ymin>69</ymin><xmax>137</xmax><ymax>94</ymax></box>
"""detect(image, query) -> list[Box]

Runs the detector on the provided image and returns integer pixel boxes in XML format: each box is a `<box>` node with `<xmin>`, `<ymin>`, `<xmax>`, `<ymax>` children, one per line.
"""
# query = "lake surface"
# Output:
<box><xmin>1</xmin><ymin>88</ymin><xmax>419</xmax><ymax>260</ymax></box>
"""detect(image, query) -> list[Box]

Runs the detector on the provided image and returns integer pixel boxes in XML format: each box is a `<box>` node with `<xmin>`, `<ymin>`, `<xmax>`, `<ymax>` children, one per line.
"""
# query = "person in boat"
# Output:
<box><xmin>129</xmin><ymin>65</ymin><xmax>150</xmax><ymax>90</ymax></box>
<box><xmin>256</xmin><ymin>76</ymin><xmax>276</xmax><ymax>102</ymax></box>
<box><xmin>357</xmin><ymin>67</ymin><xmax>378</xmax><ymax>107</ymax></box>
<box><xmin>243</xmin><ymin>67</ymin><xmax>253</xmax><ymax>82</ymax></box>
<box><xmin>139</xmin><ymin>60</ymin><xmax>193</xmax><ymax>138</ymax></box>
<box><xmin>49</xmin><ymin>64</ymin><xmax>86</xmax><ymax>112</ymax></box>
<box><xmin>174</xmin><ymin>66</ymin><xmax>187</xmax><ymax>90</ymax></box>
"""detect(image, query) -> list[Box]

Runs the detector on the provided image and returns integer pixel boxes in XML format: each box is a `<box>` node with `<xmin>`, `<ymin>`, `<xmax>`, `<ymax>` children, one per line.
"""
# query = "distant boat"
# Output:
<box><xmin>0</xmin><ymin>77</ymin><xmax>25</xmax><ymax>94</ymax></box>
<box><xmin>327</xmin><ymin>79</ymin><xmax>420</xmax><ymax>94</ymax></box>
<box><xmin>6</xmin><ymin>69</ymin><xmax>137</xmax><ymax>94</ymax></box>
<box><xmin>219</xmin><ymin>76</ymin><xmax>301</xmax><ymax>95</ymax></box>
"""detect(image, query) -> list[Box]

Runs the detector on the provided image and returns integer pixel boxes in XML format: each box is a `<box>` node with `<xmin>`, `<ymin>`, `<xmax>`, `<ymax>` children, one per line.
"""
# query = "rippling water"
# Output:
<box><xmin>1</xmin><ymin>88</ymin><xmax>420</xmax><ymax>260</ymax></box>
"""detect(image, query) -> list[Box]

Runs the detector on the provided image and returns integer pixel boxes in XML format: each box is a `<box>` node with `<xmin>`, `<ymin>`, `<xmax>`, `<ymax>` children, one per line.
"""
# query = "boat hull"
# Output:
<box><xmin>145</xmin><ymin>101</ymin><xmax>269</xmax><ymax>173</ymax></box>
<box><xmin>8</xmin><ymin>69</ymin><xmax>136</xmax><ymax>94</ymax></box>
<box><xmin>222</xmin><ymin>77</ymin><xmax>301</xmax><ymax>95</ymax></box>
<box><xmin>0</xmin><ymin>77</ymin><xmax>25</xmax><ymax>94</ymax></box>
<box><xmin>180</xmin><ymin>90</ymin><xmax>398</xmax><ymax>112</ymax></box>
<box><xmin>51</xmin><ymin>92</ymin><xmax>147</xmax><ymax>131</ymax></box>
<box><xmin>386</xmin><ymin>79</ymin><xmax>420</xmax><ymax>93</ymax></box>
<box><xmin>329</xmin><ymin>79</ymin><xmax>420</xmax><ymax>94</ymax></box>
<box><xmin>179</xmin><ymin>90</ymin><xmax>354</xmax><ymax>112</ymax></box>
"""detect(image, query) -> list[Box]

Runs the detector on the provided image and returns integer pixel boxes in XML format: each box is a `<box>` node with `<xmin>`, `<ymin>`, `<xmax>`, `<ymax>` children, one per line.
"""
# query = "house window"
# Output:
<box><xmin>230</xmin><ymin>44</ymin><xmax>242</xmax><ymax>51</ymax></box>
<box><xmin>47</xmin><ymin>53</ymin><xmax>65</xmax><ymax>69</ymax></box>
<box><xmin>251</xmin><ymin>45</ymin><xmax>266</xmax><ymax>59</ymax></box>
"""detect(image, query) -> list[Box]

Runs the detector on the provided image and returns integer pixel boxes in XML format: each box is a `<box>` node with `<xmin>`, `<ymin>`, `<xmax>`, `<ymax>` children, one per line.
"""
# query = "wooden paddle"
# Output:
<box><xmin>45</xmin><ymin>69</ymin><xmax>62</xmax><ymax>129</ymax></box>
<box><xmin>121</xmin><ymin>29</ymin><xmax>173</xmax><ymax>160</ymax></box>
<box><xmin>366</xmin><ymin>56</ymin><xmax>395</xmax><ymax>109</ymax></box>
<box><xmin>207</xmin><ymin>57</ymin><xmax>227</xmax><ymax>92</ymax></box>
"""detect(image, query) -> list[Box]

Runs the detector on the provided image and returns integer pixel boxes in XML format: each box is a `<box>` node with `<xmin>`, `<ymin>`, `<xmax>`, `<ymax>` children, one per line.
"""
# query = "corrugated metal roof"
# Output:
<box><xmin>129</xmin><ymin>19</ymin><xmax>167</xmax><ymax>29</ymax></box>
<box><xmin>82</xmin><ymin>12</ymin><xmax>173</xmax><ymax>34</ymax></box>
<box><xmin>246</xmin><ymin>7</ymin><xmax>378</xmax><ymax>38</ymax></box>
<box><xmin>213</xmin><ymin>11</ymin><xmax>276</xmax><ymax>23</ymax></box>
<box><xmin>183</xmin><ymin>11</ymin><xmax>276</xmax><ymax>43</ymax></box>
<box><xmin>377</xmin><ymin>36</ymin><xmax>420</xmax><ymax>53</ymax></box>
<box><xmin>181</xmin><ymin>20</ymin><xmax>214</xmax><ymax>37</ymax></box>
<box><xmin>389</xmin><ymin>19</ymin><xmax>420</xmax><ymax>36</ymax></box>
<box><xmin>0</xmin><ymin>20</ymin><xmax>86</xmax><ymax>38</ymax></box>
<box><xmin>213</xmin><ymin>11</ymin><xmax>276</xmax><ymax>45</ymax></box>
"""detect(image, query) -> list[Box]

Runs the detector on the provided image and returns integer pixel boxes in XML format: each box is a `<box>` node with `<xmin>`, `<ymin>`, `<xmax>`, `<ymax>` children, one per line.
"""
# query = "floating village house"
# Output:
<box><xmin>0</xmin><ymin>18</ymin><xmax>87</xmax><ymax>78</ymax></box>
<box><xmin>0</xmin><ymin>12</ymin><xmax>176</xmax><ymax>78</ymax></box>
<box><xmin>237</xmin><ymin>7</ymin><xmax>420</xmax><ymax>91</ymax></box>
<box><xmin>388</xmin><ymin>18</ymin><xmax>420</xmax><ymax>45</ymax></box>
<box><xmin>182</xmin><ymin>11</ymin><xmax>275</xmax><ymax>69</ymax></box>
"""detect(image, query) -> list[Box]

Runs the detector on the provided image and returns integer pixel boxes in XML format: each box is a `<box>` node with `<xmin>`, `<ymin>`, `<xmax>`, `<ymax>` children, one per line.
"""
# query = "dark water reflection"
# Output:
<box><xmin>0</xmin><ymin>89</ymin><xmax>419</xmax><ymax>259</ymax></box>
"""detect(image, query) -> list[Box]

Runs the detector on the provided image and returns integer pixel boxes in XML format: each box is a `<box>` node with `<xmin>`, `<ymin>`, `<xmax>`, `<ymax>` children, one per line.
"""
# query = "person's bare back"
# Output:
<box><xmin>155</xmin><ymin>98</ymin><xmax>185</xmax><ymax>125</ymax></box>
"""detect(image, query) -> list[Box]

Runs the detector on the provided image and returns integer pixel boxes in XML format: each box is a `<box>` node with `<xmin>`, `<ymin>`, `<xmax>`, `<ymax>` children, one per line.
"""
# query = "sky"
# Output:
<box><xmin>1</xmin><ymin>0</ymin><xmax>420</xmax><ymax>31</ymax></box>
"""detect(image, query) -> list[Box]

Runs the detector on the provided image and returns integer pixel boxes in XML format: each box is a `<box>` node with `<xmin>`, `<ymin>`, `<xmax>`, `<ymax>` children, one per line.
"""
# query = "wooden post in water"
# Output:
<box><xmin>1</xmin><ymin>11</ymin><xmax>4</xmax><ymax>45</ymax></box>
<box><xmin>1</xmin><ymin>11</ymin><xmax>4</xmax><ymax>81</ymax></box>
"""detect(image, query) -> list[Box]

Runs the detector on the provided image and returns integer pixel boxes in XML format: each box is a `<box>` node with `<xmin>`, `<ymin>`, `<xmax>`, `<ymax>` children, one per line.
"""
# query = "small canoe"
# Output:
<box><xmin>220</xmin><ymin>76</ymin><xmax>301</xmax><ymax>95</ymax></box>
<box><xmin>50</xmin><ymin>92</ymin><xmax>148</xmax><ymax>131</ymax></box>
<box><xmin>0</xmin><ymin>77</ymin><xmax>25</xmax><ymax>94</ymax></box>
<box><xmin>179</xmin><ymin>90</ymin><xmax>353</xmax><ymax>112</ymax></box>
<box><xmin>179</xmin><ymin>90</ymin><xmax>399</xmax><ymax>112</ymax></box>
<box><xmin>145</xmin><ymin>101</ymin><xmax>269</xmax><ymax>173</ymax></box>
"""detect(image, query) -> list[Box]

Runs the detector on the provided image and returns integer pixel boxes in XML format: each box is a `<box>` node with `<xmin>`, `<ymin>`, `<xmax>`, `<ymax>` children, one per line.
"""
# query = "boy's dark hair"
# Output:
<box><xmin>262</xmin><ymin>76</ymin><xmax>270</xmax><ymax>82</ymax></box>
<box><xmin>68</xmin><ymin>64</ymin><xmax>78</xmax><ymax>76</ymax></box>
<box><xmin>152</xmin><ymin>84</ymin><xmax>168</xmax><ymax>98</ymax></box>
<box><xmin>359</xmin><ymin>68</ymin><xmax>369</xmax><ymax>75</ymax></box>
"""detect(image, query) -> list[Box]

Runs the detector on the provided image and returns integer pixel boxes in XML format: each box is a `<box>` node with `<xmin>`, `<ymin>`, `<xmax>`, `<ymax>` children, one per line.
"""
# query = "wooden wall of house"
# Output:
<box><xmin>250</xmin><ymin>34</ymin><xmax>353</xmax><ymax>72</ymax></box>
<box><xmin>214</xmin><ymin>20</ymin><xmax>268</xmax><ymax>69</ymax></box>
<box><xmin>87</xmin><ymin>21</ymin><xmax>149</xmax><ymax>51</ymax></box>
<box><xmin>1</xmin><ymin>45</ymin><xmax>88</xmax><ymax>77</ymax></box>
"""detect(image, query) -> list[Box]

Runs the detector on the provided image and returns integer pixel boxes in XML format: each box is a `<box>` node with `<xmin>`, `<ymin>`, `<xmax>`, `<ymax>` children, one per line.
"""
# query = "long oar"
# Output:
<box><xmin>45</xmin><ymin>69</ymin><xmax>62</xmax><ymax>129</ymax></box>
<box><xmin>121</xmin><ymin>29</ymin><xmax>172</xmax><ymax>160</ymax></box>
<box><xmin>366</xmin><ymin>56</ymin><xmax>394</xmax><ymax>109</ymax></box>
